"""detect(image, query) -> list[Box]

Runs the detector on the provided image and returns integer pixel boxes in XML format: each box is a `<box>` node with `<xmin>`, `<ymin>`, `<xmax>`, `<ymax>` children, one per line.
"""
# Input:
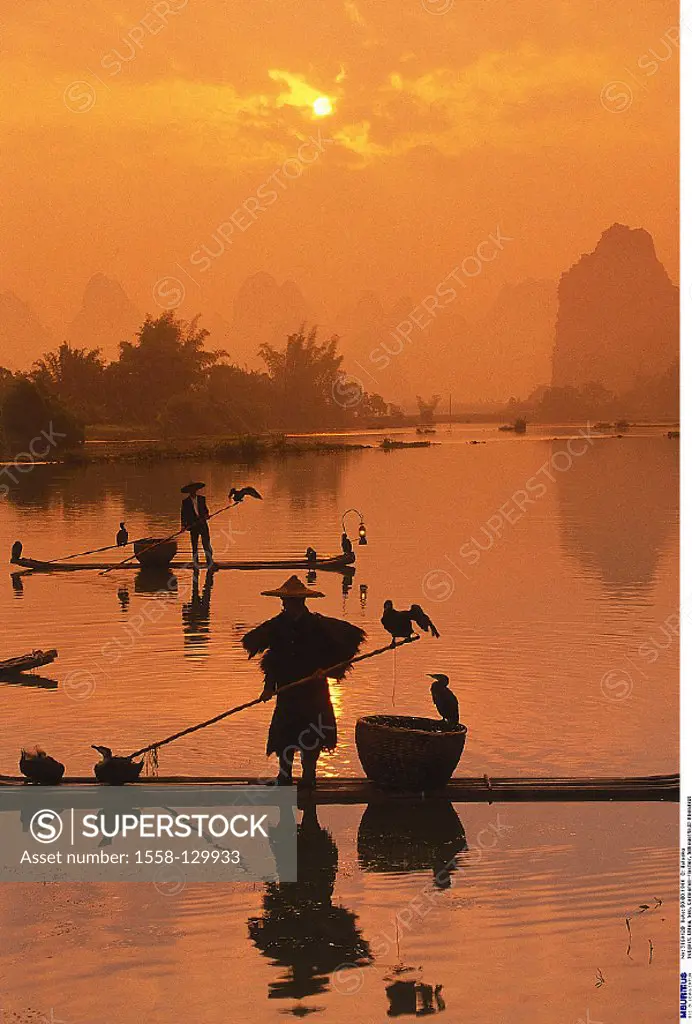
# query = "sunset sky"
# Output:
<box><xmin>0</xmin><ymin>0</ymin><xmax>679</xmax><ymax>345</ymax></box>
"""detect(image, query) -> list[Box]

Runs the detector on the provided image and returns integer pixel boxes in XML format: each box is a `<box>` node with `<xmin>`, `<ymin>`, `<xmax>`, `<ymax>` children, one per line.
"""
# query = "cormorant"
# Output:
<box><xmin>428</xmin><ymin>673</ymin><xmax>459</xmax><ymax>724</ymax></box>
<box><xmin>381</xmin><ymin>601</ymin><xmax>440</xmax><ymax>646</ymax></box>
<box><xmin>228</xmin><ymin>486</ymin><xmax>263</xmax><ymax>504</ymax></box>
<box><xmin>19</xmin><ymin>747</ymin><xmax>65</xmax><ymax>785</ymax></box>
<box><xmin>116</xmin><ymin>522</ymin><xmax>129</xmax><ymax>547</ymax></box>
<box><xmin>11</xmin><ymin>540</ymin><xmax>23</xmax><ymax>563</ymax></box>
<box><xmin>92</xmin><ymin>745</ymin><xmax>144</xmax><ymax>785</ymax></box>
<box><xmin>341</xmin><ymin>532</ymin><xmax>353</xmax><ymax>555</ymax></box>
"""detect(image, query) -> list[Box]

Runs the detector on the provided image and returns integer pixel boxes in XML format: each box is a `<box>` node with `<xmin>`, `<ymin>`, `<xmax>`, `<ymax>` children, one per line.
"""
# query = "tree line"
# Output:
<box><xmin>0</xmin><ymin>313</ymin><xmax>400</xmax><ymax>450</ymax></box>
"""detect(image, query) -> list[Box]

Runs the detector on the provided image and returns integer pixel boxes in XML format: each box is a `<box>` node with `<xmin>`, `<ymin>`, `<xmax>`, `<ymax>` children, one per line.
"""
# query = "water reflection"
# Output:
<box><xmin>182</xmin><ymin>569</ymin><xmax>215</xmax><ymax>653</ymax></box>
<box><xmin>358</xmin><ymin>802</ymin><xmax>467</xmax><ymax>889</ymax></box>
<box><xmin>133</xmin><ymin>568</ymin><xmax>178</xmax><ymax>595</ymax></box>
<box><xmin>0</xmin><ymin>674</ymin><xmax>58</xmax><ymax>689</ymax></box>
<box><xmin>386</xmin><ymin>980</ymin><xmax>446</xmax><ymax>1017</ymax></box>
<box><xmin>556</xmin><ymin>439</ymin><xmax>677</xmax><ymax>592</ymax></box>
<box><xmin>248</xmin><ymin>803</ymin><xmax>372</xmax><ymax>1009</ymax></box>
<box><xmin>270</xmin><ymin>453</ymin><xmax>352</xmax><ymax>511</ymax></box>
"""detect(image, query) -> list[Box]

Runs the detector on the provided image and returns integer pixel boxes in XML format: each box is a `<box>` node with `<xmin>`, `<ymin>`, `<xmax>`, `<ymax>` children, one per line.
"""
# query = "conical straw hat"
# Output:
<box><xmin>261</xmin><ymin>575</ymin><xmax>325</xmax><ymax>598</ymax></box>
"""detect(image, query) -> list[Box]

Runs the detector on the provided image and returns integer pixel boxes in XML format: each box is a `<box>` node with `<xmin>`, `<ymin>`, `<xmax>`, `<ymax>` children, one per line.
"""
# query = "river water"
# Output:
<box><xmin>0</xmin><ymin>424</ymin><xmax>679</xmax><ymax>1022</ymax></box>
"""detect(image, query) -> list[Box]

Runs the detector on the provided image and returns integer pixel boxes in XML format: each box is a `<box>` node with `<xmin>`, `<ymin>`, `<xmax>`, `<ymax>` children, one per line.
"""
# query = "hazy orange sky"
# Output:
<box><xmin>0</xmin><ymin>0</ymin><xmax>679</xmax><ymax>342</ymax></box>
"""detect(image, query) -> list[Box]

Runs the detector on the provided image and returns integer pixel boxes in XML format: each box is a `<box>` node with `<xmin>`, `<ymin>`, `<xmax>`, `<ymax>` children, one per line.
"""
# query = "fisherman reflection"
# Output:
<box><xmin>182</xmin><ymin>568</ymin><xmax>215</xmax><ymax>651</ymax></box>
<box><xmin>248</xmin><ymin>802</ymin><xmax>372</xmax><ymax>1008</ymax></box>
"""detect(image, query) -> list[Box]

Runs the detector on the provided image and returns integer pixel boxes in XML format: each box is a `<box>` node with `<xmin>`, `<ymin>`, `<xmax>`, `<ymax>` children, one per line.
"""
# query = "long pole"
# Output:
<box><xmin>127</xmin><ymin>636</ymin><xmax>420</xmax><ymax>759</ymax></box>
<box><xmin>47</xmin><ymin>539</ymin><xmax>133</xmax><ymax>564</ymax></box>
<box><xmin>99</xmin><ymin>502</ymin><xmax>235</xmax><ymax>576</ymax></box>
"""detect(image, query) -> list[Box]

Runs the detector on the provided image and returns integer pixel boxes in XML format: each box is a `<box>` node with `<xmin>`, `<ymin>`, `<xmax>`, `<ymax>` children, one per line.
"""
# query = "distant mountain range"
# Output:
<box><xmin>0</xmin><ymin>224</ymin><xmax>678</xmax><ymax>410</ymax></box>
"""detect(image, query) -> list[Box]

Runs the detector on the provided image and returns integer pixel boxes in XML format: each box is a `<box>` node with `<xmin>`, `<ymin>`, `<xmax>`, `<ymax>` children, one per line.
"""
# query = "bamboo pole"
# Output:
<box><xmin>47</xmin><ymin>539</ymin><xmax>134</xmax><ymax>563</ymax></box>
<box><xmin>127</xmin><ymin>635</ymin><xmax>420</xmax><ymax>759</ymax></box>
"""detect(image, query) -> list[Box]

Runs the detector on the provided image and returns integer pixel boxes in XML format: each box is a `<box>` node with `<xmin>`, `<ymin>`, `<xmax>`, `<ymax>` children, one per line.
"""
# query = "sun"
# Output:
<box><xmin>312</xmin><ymin>96</ymin><xmax>333</xmax><ymax>117</ymax></box>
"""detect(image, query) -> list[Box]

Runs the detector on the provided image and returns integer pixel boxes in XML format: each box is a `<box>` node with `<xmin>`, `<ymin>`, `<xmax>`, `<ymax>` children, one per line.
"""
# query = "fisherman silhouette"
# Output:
<box><xmin>248</xmin><ymin>803</ymin><xmax>372</xmax><ymax>1006</ymax></box>
<box><xmin>180</xmin><ymin>481</ymin><xmax>214</xmax><ymax>568</ymax></box>
<box><xmin>242</xmin><ymin>576</ymin><xmax>365</xmax><ymax>787</ymax></box>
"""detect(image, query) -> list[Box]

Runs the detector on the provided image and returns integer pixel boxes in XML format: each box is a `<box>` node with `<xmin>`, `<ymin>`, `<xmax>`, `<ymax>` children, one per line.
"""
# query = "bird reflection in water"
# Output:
<box><xmin>357</xmin><ymin>801</ymin><xmax>461</xmax><ymax>1015</ymax></box>
<box><xmin>117</xmin><ymin>585</ymin><xmax>130</xmax><ymax>612</ymax></box>
<box><xmin>182</xmin><ymin>568</ymin><xmax>215</xmax><ymax>653</ymax></box>
<box><xmin>248</xmin><ymin>802</ymin><xmax>372</xmax><ymax>1013</ymax></box>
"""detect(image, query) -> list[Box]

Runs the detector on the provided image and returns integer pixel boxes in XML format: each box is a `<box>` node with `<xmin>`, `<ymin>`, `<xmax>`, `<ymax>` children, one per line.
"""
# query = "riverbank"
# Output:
<box><xmin>31</xmin><ymin>435</ymin><xmax>374</xmax><ymax>466</ymax></box>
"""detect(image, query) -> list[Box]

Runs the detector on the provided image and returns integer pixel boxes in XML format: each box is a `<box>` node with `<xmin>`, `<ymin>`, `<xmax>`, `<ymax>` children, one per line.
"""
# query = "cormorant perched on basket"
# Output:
<box><xmin>92</xmin><ymin>745</ymin><xmax>143</xmax><ymax>785</ymax></box>
<box><xmin>19</xmin><ymin>747</ymin><xmax>65</xmax><ymax>785</ymax></box>
<box><xmin>242</xmin><ymin>576</ymin><xmax>366</xmax><ymax>788</ymax></box>
<box><xmin>428</xmin><ymin>674</ymin><xmax>459</xmax><ymax>725</ymax></box>
<box><xmin>381</xmin><ymin>601</ymin><xmax>440</xmax><ymax>646</ymax></box>
<box><xmin>228</xmin><ymin>486</ymin><xmax>263</xmax><ymax>504</ymax></box>
<box><xmin>116</xmin><ymin>522</ymin><xmax>129</xmax><ymax>547</ymax></box>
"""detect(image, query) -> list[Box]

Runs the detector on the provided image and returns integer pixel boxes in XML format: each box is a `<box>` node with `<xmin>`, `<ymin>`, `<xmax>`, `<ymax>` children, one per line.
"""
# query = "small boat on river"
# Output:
<box><xmin>0</xmin><ymin>772</ymin><xmax>678</xmax><ymax>802</ymax></box>
<box><xmin>0</xmin><ymin>649</ymin><xmax>58</xmax><ymax>677</ymax></box>
<box><xmin>10</xmin><ymin>547</ymin><xmax>356</xmax><ymax>575</ymax></box>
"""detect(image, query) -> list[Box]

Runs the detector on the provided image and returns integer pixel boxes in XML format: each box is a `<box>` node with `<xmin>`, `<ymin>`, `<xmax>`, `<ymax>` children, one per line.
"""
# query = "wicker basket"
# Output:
<box><xmin>134</xmin><ymin>538</ymin><xmax>178</xmax><ymax>568</ymax></box>
<box><xmin>355</xmin><ymin>715</ymin><xmax>467</xmax><ymax>790</ymax></box>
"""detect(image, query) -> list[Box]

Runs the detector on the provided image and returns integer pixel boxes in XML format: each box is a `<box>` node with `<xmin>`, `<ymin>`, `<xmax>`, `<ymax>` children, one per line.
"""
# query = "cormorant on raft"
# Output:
<box><xmin>341</xmin><ymin>532</ymin><xmax>353</xmax><ymax>556</ymax></box>
<box><xmin>116</xmin><ymin>522</ymin><xmax>129</xmax><ymax>547</ymax></box>
<box><xmin>11</xmin><ymin>540</ymin><xmax>23</xmax><ymax>563</ymax></box>
<box><xmin>381</xmin><ymin>601</ymin><xmax>440</xmax><ymax>645</ymax></box>
<box><xmin>92</xmin><ymin>745</ymin><xmax>143</xmax><ymax>785</ymax></box>
<box><xmin>429</xmin><ymin>673</ymin><xmax>459</xmax><ymax>724</ymax></box>
<box><xmin>228</xmin><ymin>486</ymin><xmax>263</xmax><ymax>504</ymax></box>
<box><xmin>19</xmin><ymin>747</ymin><xmax>65</xmax><ymax>785</ymax></box>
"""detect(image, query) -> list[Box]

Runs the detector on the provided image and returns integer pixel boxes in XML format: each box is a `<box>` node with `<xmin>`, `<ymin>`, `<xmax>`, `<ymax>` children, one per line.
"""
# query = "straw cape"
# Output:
<box><xmin>242</xmin><ymin>578</ymin><xmax>366</xmax><ymax>756</ymax></box>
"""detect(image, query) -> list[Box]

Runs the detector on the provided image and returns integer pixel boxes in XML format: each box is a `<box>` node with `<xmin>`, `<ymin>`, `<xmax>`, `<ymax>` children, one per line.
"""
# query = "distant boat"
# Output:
<box><xmin>416</xmin><ymin>427</ymin><xmax>436</xmax><ymax>435</ymax></box>
<box><xmin>498</xmin><ymin>418</ymin><xmax>527</xmax><ymax>434</ymax></box>
<box><xmin>381</xmin><ymin>438</ymin><xmax>431</xmax><ymax>450</ymax></box>
<box><xmin>0</xmin><ymin>649</ymin><xmax>58</xmax><ymax>677</ymax></box>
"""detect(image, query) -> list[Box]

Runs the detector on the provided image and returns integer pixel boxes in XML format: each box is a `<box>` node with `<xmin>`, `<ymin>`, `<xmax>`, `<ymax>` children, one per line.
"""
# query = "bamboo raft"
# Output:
<box><xmin>11</xmin><ymin>552</ymin><xmax>356</xmax><ymax>574</ymax></box>
<box><xmin>0</xmin><ymin>649</ymin><xmax>58</xmax><ymax>677</ymax></box>
<box><xmin>0</xmin><ymin>773</ymin><xmax>678</xmax><ymax>803</ymax></box>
